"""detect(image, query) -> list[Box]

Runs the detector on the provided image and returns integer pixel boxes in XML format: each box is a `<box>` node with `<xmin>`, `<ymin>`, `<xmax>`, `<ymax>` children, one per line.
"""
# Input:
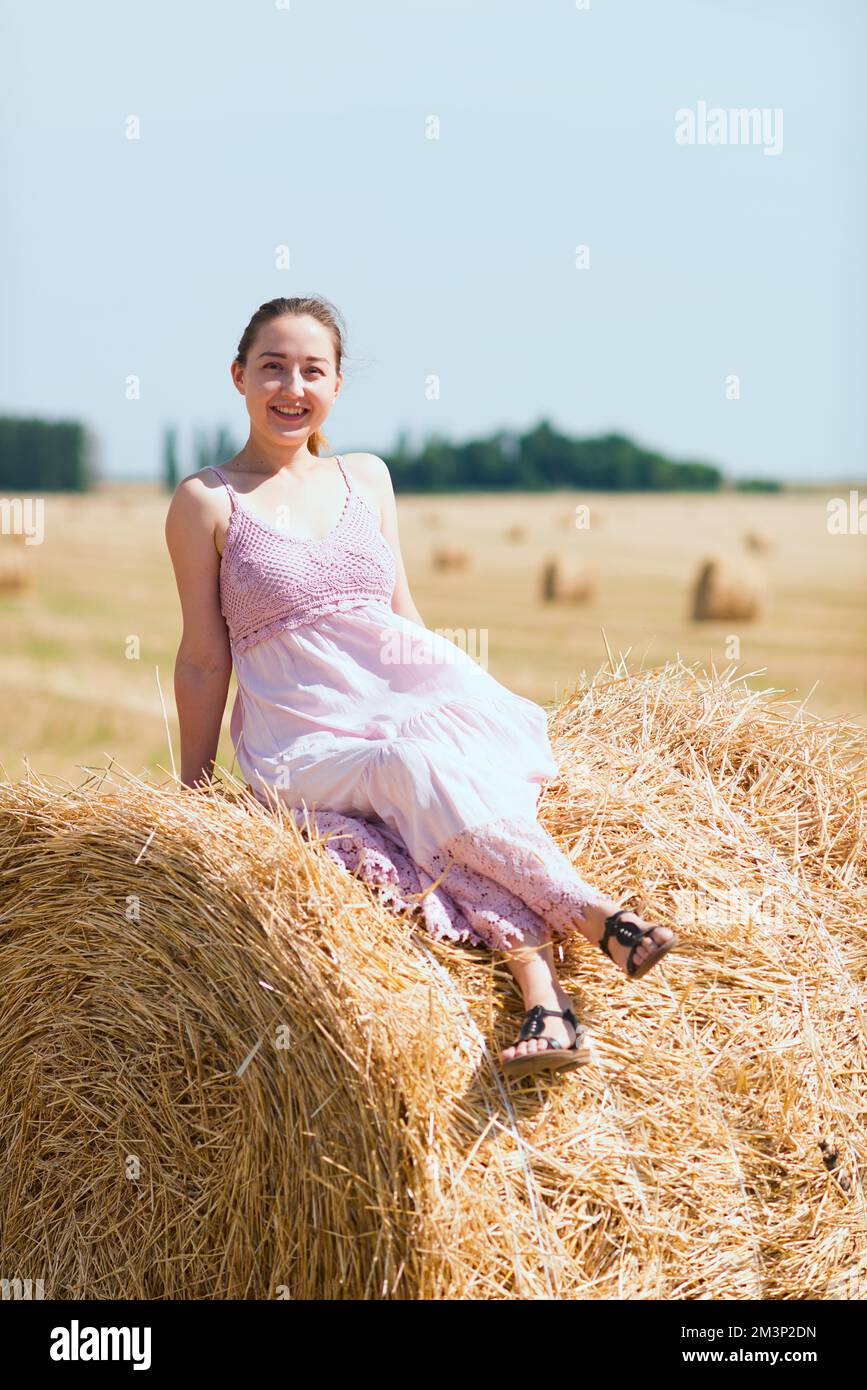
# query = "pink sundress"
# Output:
<box><xmin>210</xmin><ymin>458</ymin><xmax>607</xmax><ymax>950</ymax></box>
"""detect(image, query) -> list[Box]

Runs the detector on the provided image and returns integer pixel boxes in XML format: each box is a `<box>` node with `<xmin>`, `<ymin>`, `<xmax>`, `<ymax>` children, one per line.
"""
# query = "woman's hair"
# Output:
<box><xmin>235</xmin><ymin>295</ymin><xmax>347</xmax><ymax>457</ymax></box>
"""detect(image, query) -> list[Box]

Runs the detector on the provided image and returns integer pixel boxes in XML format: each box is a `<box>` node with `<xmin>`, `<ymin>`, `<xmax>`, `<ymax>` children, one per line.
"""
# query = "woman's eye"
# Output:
<box><xmin>264</xmin><ymin>363</ymin><xmax>322</xmax><ymax>374</ymax></box>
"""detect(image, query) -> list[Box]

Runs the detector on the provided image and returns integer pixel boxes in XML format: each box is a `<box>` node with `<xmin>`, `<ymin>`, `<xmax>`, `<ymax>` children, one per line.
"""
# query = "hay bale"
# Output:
<box><xmin>0</xmin><ymin>547</ymin><xmax>32</xmax><ymax>593</ymax></box>
<box><xmin>743</xmin><ymin>528</ymin><xmax>774</xmax><ymax>555</ymax></box>
<box><xmin>691</xmin><ymin>556</ymin><xmax>763</xmax><ymax>621</ymax></box>
<box><xmin>432</xmin><ymin>544</ymin><xmax>471</xmax><ymax>571</ymax></box>
<box><xmin>424</xmin><ymin>511</ymin><xmax>442</xmax><ymax>528</ymax></box>
<box><xmin>1</xmin><ymin>659</ymin><xmax>866</xmax><ymax>1298</ymax></box>
<box><xmin>505</xmin><ymin>524</ymin><xmax>527</xmax><ymax>543</ymax></box>
<box><xmin>540</xmin><ymin>554</ymin><xmax>594</xmax><ymax>603</ymax></box>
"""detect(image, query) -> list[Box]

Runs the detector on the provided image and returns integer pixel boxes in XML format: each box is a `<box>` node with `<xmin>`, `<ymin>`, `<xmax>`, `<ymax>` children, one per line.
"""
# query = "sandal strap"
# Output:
<box><xmin>515</xmin><ymin>1004</ymin><xmax>579</xmax><ymax>1047</ymax></box>
<box><xmin>600</xmin><ymin>908</ymin><xmax>651</xmax><ymax>960</ymax></box>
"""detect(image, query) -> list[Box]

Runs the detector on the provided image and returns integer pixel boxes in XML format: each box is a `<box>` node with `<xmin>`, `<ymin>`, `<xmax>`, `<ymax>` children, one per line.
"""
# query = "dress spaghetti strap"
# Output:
<box><xmin>209</xmin><ymin>464</ymin><xmax>237</xmax><ymax>513</ymax></box>
<box><xmin>335</xmin><ymin>454</ymin><xmax>351</xmax><ymax>497</ymax></box>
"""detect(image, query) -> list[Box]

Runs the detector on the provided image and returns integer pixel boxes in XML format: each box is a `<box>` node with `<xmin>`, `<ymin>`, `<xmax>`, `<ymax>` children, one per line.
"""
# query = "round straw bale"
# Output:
<box><xmin>432</xmin><ymin>544</ymin><xmax>471</xmax><ymax>571</ymax></box>
<box><xmin>691</xmin><ymin>556</ymin><xmax>764</xmax><ymax>621</ymax></box>
<box><xmin>0</xmin><ymin>548</ymin><xmax>32</xmax><ymax>593</ymax></box>
<box><xmin>743</xmin><ymin>528</ymin><xmax>774</xmax><ymax>555</ymax></box>
<box><xmin>540</xmin><ymin>554</ymin><xmax>594</xmax><ymax>603</ymax></box>
<box><xmin>505</xmin><ymin>523</ymin><xmax>527</xmax><ymax>543</ymax></box>
<box><xmin>2</xmin><ymin>658</ymin><xmax>866</xmax><ymax>1298</ymax></box>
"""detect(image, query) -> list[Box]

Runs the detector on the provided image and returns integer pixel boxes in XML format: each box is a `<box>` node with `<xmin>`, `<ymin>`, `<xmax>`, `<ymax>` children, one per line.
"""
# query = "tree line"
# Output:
<box><xmin>0</xmin><ymin>415</ymin><xmax>780</xmax><ymax>493</ymax></box>
<box><xmin>0</xmin><ymin>417</ymin><xmax>96</xmax><ymax>490</ymax></box>
<box><xmin>386</xmin><ymin>421</ymin><xmax>779</xmax><ymax>492</ymax></box>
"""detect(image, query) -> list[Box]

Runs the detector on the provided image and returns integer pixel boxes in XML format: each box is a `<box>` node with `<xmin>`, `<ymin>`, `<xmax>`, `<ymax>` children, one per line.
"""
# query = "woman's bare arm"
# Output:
<box><xmin>360</xmin><ymin>454</ymin><xmax>425</xmax><ymax>627</ymax></box>
<box><xmin>164</xmin><ymin>475</ymin><xmax>233</xmax><ymax>788</ymax></box>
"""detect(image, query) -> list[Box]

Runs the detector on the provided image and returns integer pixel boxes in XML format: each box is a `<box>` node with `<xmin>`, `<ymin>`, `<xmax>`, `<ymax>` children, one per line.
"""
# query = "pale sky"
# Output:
<box><xmin>2</xmin><ymin>0</ymin><xmax>864</xmax><ymax>482</ymax></box>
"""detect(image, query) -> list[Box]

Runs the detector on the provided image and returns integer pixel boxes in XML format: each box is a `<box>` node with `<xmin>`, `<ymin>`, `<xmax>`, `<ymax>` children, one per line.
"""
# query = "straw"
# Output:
<box><xmin>0</xmin><ymin>656</ymin><xmax>863</xmax><ymax>1298</ymax></box>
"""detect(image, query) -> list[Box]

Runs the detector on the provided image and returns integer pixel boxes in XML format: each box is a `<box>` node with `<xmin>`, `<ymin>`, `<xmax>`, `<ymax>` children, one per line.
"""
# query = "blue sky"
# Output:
<box><xmin>2</xmin><ymin>0</ymin><xmax>864</xmax><ymax>481</ymax></box>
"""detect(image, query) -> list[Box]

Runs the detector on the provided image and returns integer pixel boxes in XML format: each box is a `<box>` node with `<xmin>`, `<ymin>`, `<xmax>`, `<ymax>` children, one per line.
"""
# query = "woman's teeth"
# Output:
<box><xmin>270</xmin><ymin>405</ymin><xmax>308</xmax><ymax>420</ymax></box>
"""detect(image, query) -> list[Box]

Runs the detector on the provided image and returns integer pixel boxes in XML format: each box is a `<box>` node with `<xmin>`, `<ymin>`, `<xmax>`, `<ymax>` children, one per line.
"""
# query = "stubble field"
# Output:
<box><xmin>1</xmin><ymin>486</ymin><xmax>864</xmax><ymax>786</ymax></box>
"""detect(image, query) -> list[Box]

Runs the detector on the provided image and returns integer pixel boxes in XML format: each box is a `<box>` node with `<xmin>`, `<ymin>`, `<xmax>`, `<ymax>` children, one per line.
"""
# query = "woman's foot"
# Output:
<box><xmin>499</xmin><ymin>991</ymin><xmax>587</xmax><ymax>1067</ymax></box>
<box><xmin>496</xmin><ymin>940</ymin><xmax>593</xmax><ymax>1077</ymax></box>
<box><xmin>580</xmin><ymin>903</ymin><xmax>677</xmax><ymax>978</ymax></box>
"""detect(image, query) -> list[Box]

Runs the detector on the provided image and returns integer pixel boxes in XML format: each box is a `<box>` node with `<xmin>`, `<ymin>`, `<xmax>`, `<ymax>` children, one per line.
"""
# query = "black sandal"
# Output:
<box><xmin>600</xmin><ymin>908</ymin><xmax>679</xmax><ymax>980</ymax></box>
<box><xmin>501</xmin><ymin>1004</ymin><xmax>594</xmax><ymax>1079</ymax></box>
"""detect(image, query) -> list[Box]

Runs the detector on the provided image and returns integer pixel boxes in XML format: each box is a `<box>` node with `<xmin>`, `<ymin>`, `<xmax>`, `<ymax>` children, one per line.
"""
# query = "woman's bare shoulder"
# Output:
<box><xmin>340</xmin><ymin>452</ymin><xmax>390</xmax><ymax>520</ymax></box>
<box><xmin>341</xmin><ymin>451</ymin><xmax>391</xmax><ymax>494</ymax></box>
<box><xmin>165</xmin><ymin>467</ymin><xmax>230</xmax><ymax>543</ymax></box>
<box><xmin>341</xmin><ymin>450</ymin><xmax>388</xmax><ymax>475</ymax></box>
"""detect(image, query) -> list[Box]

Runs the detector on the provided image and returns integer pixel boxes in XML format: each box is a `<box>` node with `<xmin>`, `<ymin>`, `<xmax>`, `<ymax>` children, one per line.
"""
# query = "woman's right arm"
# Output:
<box><xmin>164</xmin><ymin>476</ymin><xmax>233</xmax><ymax>789</ymax></box>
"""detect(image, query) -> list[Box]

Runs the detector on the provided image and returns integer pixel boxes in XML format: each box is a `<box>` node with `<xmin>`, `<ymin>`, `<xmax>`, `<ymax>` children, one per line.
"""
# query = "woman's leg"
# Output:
<box><xmin>499</xmin><ymin>937</ymin><xmax>583</xmax><ymax>1063</ymax></box>
<box><xmin>498</xmin><ymin>895</ymin><xmax>675</xmax><ymax>1064</ymax></box>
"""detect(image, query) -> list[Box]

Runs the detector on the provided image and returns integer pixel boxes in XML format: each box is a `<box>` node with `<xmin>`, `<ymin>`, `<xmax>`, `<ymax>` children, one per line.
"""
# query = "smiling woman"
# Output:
<box><xmin>163</xmin><ymin>294</ymin><xmax>679</xmax><ymax>1079</ymax></box>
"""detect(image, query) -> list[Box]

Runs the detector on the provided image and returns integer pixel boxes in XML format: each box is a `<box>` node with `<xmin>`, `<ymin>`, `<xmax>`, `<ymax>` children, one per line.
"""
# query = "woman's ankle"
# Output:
<box><xmin>523</xmin><ymin>977</ymin><xmax>573</xmax><ymax>1012</ymax></box>
<box><xmin>576</xmin><ymin>900</ymin><xmax>620</xmax><ymax>940</ymax></box>
<box><xmin>502</xmin><ymin>950</ymin><xmax>566</xmax><ymax>1008</ymax></box>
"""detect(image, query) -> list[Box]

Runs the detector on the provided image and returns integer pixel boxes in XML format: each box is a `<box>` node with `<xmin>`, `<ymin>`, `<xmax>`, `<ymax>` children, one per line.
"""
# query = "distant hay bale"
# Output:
<box><xmin>432</xmin><ymin>544</ymin><xmax>471</xmax><ymax>571</ymax></box>
<box><xmin>0</xmin><ymin>547</ymin><xmax>32</xmax><ymax>593</ymax></box>
<box><xmin>691</xmin><ymin>557</ymin><xmax>763</xmax><ymax>622</ymax></box>
<box><xmin>540</xmin><ymin>554</ymin><xmax>594</xmax><ymax>603</ymax></box>
<box><xmin>424</xmin><ymin>511</ymin><xmax>442</xmax><ymax>528</ymax></box>
<box><xmin>505</xmin><ymin>524</ymin><xmax>527</xmax><ymax>543</ymax></box>
<box><xmin>743</xmin><ymin>529</ymin><xmax>774</xmax><ymax>555</ymax></box>
<box><xmin>1</xmin><ymin>659</ymin><xmax>866</xmax><ymax>1299</ymax></box>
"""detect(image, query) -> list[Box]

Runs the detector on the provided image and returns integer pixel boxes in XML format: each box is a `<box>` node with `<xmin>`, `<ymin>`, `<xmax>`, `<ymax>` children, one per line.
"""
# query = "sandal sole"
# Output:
<box><xmin>502</xmin><ymin>1041</ymin><xmax>596</xmax><ymax>1080</ymax></box>
<box><xmin>627</xmin><ymin>933</ymin><xmax>679</xmax><ymax>980</ymax></box>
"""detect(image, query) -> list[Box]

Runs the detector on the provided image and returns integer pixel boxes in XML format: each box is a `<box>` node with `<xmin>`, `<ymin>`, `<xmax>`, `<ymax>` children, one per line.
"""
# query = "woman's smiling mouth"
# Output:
<box><xmin>269</xmin><ymin>404</ymin><xmax>309</xmax><ymax>424</ymax></box>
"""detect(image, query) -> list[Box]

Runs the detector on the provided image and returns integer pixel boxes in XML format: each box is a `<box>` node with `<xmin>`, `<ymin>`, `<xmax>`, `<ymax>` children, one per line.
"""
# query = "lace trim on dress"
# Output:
<box><xmin>421</xmin><ymin>813</ymin><xmax>609</xmax><ymax>938</ymax></box>
<box><xmin>292</xmin><ymin>806</ymin><xmax>554</xmax><ymax>952</ymax></box>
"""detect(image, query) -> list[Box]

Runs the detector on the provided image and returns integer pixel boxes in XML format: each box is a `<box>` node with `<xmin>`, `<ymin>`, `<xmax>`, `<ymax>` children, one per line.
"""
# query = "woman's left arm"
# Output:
<box><xmin>361</xmin><ymin>453</ymin><xmax>425</xmax><ymax>628</ymax></box>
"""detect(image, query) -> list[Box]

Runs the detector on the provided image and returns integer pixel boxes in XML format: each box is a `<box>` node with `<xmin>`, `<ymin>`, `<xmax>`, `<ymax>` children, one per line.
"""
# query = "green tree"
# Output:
<box><xmin>163</xmin><ymin>425</ymin><xmax>179</xmax><ymax>492</ymax></box>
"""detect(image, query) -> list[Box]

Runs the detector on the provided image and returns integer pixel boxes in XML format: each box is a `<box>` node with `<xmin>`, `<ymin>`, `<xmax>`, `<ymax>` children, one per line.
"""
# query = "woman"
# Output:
<box><xmin>164</xmin><ymin>295</ymin><xmax>678</xmax><ymax>1080</ymax></box>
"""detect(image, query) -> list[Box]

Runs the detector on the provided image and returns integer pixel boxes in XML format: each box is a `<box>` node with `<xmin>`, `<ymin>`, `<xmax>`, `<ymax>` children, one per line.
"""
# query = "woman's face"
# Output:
<box><xmin>233</xmin><ymin>314</ymin><xmax>342</xmax><ymax>445</ymax></box>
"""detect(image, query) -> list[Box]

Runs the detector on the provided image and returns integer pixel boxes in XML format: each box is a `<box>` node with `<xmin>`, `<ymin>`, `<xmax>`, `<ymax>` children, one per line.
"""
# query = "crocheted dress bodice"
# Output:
<box><xmin>211</xmin><ymin>458</ymin><xmax>397</xmax><ymax>654</ymax></box>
